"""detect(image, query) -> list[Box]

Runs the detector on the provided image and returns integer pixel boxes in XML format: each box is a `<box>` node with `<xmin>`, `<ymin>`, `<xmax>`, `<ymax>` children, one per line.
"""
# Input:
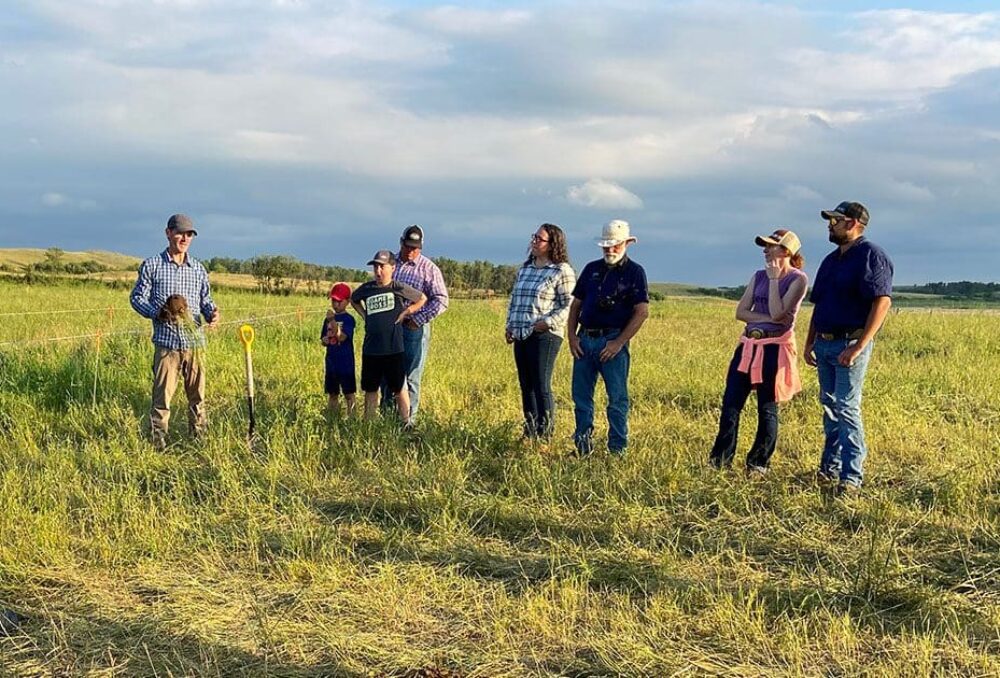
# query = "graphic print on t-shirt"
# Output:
<box><xmin>366</xmin><ymin>292</ymin><xmax>394</xmax><ymax>315</ymax></box>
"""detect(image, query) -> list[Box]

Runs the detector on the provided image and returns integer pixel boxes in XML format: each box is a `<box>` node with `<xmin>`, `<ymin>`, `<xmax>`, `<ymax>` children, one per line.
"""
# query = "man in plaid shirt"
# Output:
<box><xmin>390</xmin><ymin>224</ymin><xmax>449</xmax><ymax>421</ymax></box>
<box><xmin>130</xmin><ymin>214</ymin><xmax>221</xmax><ymax>448</ymax></box>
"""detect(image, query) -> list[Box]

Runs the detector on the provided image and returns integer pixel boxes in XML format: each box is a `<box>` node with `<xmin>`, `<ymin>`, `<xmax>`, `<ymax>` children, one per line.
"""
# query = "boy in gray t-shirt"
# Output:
<box><xmin>351</xmin><ymin>250</ymin><xmax>427</xmax><ymax>424</ymax></box>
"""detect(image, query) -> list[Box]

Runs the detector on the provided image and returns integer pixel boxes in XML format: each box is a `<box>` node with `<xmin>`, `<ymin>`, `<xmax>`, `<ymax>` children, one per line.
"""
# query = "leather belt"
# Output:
<box><xmin>818</xmin><ymin>329</ymin><xmax>863</xmax><ymax>341</ymax></box>
<box><xmin>744</xmin><ymin>328</ymin><xmax>785</xmax><ymax>339</ymax></box>
<box><xmin>580</xmin><ymin>327</ymin><xmax>618</xmax><ymax>337</ymax></box>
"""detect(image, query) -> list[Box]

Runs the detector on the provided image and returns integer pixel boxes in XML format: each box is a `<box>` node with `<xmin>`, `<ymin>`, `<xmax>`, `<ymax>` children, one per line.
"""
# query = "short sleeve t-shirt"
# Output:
<box><xmin>321</xmin><ymin>312</ymin><xmax>356</xmax><ymax>372</ymax></box>
<box><xmin>351</xmin><ymin>280</ymin><xmax>423</xmax><ymax>355</ymax></box>
<box><xmin>572</xmin><ymin>257</ymin><xmax>650</xmax><ymax>330</ymax></box>
<box><xmin>809</xmin><ymin>238</ymin><xmax>894</xmax><ymax>333</ymax></box>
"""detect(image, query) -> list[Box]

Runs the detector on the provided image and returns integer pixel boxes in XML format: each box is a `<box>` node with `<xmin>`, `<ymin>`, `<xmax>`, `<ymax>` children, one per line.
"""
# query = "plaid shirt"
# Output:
<box><xmin>130</xmin><ymin>249</ymin><xmax>218</xmax><ymax>349</ymax></box>
<box><xmin>505</xmin><ymin>261</ymin><xmax>576</xmax><ymax>339</ymax></box>
<box><xmin>392</xmin><ymin>253</ymin><xmax>449</xmax><ymax>327</ymax></box>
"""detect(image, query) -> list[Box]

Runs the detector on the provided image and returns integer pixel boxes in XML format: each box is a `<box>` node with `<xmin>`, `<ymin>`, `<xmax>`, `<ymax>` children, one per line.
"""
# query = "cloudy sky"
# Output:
<box><xmin>2</xmin><ymin>1</ymin><xmax>998</xmax><ymax>284</ymax></box>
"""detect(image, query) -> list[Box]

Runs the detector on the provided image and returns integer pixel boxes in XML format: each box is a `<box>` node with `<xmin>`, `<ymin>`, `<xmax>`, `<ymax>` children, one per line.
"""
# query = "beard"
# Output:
<box><xmin>828</xmin><ymin>231</ymin><xmax>850</xmax><ymax>245</ymax></box>
<box><xmin>603</xmin><ymin>251</ymin><xmax>625</xmax><ymax>265</ymax></box>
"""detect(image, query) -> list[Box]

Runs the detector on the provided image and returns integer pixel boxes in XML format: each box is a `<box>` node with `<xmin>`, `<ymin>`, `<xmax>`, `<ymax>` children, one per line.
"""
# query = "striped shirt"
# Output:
<box><xmin>505</xmin><ymin>261</ymin><xmax>576</xmax><ymax>340</ymax></box>
<box><xmin>392</xmin><ymin>253</ymin><xmax>449</xmax><ymax>327</ymax></box>
<box><xmin>130</xmin><ymin>250</ymin><xmax>218</xmax><ymax>349</ymax></box>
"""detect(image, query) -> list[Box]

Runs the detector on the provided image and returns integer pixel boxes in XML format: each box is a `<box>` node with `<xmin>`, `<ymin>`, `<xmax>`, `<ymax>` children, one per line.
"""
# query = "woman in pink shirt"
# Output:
<box><xmin>709</xmin><ymin>229</ymin><xmax>808</xmax><ymax>475</ymax></box>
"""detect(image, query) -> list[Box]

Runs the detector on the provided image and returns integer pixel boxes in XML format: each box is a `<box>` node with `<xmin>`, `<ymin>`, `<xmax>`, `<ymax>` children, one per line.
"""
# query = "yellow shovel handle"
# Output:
<box><xmin>238</xmin><ymin>324</ymin><xmax>255</xmax><ymax>349</ymax></box>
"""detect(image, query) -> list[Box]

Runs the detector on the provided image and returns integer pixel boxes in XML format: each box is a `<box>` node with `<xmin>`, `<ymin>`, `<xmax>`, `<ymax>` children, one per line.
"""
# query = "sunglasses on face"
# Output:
<box><xmin>531</xmin><ymin>234</ymin><xmax>549</xmax><ymax>243</ymax></box>
<box><xmin>828</xmin><ymin>217</ymin><xmax>851</xmax><ymax>227</ymax></box>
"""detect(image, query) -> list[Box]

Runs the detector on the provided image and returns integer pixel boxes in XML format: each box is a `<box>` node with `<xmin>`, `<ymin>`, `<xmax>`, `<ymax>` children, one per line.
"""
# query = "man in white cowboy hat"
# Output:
<box><xmin>566</xmin><ymin>219</ymin><xmax>650</xmax><ymax>455</ymax></box>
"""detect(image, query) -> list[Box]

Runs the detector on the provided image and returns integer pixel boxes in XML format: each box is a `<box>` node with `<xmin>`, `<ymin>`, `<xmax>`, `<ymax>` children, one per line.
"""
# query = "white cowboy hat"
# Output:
<box><xmin>595</xmin><ymin>219</ymin><xmax>637</xmax><ymax>247</ymax></box>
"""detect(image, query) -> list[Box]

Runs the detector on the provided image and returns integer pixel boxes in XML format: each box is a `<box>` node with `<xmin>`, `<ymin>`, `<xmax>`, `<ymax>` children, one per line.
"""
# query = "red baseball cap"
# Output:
<box><xmin>329</xmin><ymin>282</ymin><xmax>351</xmax><ymax>301</ymax></box>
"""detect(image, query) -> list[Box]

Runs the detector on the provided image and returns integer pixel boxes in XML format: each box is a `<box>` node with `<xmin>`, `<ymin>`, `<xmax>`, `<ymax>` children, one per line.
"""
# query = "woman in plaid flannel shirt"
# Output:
<box><xmin>505</xmin><ymin>223</ymin><xmax>576</xmax><ymax>440</ymax></box>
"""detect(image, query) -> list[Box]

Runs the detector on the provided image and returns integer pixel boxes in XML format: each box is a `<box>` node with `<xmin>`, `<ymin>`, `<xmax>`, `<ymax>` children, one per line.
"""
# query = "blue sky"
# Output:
<box><xmin>2</xmin><ymin>1</ymin><xmax>999</xmax><ymax>284</ymax></box>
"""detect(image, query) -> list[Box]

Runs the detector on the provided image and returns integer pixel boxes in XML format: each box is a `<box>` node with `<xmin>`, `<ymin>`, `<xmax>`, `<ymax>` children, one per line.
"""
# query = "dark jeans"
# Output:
<box><xmin>709</xmin><ymin>343</ymin><xmax>780</xmax><ymax>469</ymax></box>
<box><xmin>513</xmin><ymin>331</ymin><xmax>562</xmax><ymax>438</ymax></box>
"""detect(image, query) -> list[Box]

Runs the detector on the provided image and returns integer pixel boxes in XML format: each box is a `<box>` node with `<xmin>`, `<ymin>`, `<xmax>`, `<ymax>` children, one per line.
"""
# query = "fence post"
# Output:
<box><xmin>92</xmin><ymin>330</ymin><xmax>102</xmax><ymax>408</ymax></box>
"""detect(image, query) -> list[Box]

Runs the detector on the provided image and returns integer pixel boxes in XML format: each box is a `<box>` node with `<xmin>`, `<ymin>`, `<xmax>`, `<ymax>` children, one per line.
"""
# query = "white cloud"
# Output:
<box><xmin>418</xmin><ymin>6</ymin><xmax>532</xmax><ymax>35</ymax></box>
<box><xmin>40</xmin><ymin>192</ymin><xmax>98</xmax><ymax>210</ymax></box>
<box><xmin>11</xmin><ymin>3</ymin><xmax>1000</xmax><ymax>182</ymax></box>
<box><xmin>566</xmin><ymin>179</ymin><xmax>644</xmax><ymax>210</ymax></box>
<box><xmin>781</xmin><ymin>184</ymin><xmax>823</xmax><ymax>202</ymax></box>
<box><xmin>41</xmin><ymin>192</ymin><xmax>67</xmax><ymax>207</ymax></box>
<box><xmin>885</xmin><ymin>179</ymin><xmax>935</xmax><ymax>202</ymax></box>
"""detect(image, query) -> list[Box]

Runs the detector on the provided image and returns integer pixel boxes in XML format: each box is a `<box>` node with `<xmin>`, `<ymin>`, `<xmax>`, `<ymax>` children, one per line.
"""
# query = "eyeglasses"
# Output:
<box><xmin>531</xmin><ymin>234</ymin><xmax>549</xmax><ymax>243</ymax></box>
<box><xmin>828</xmin><ymin>217</ymin><xmax>850</xmax><ymax>227</ymax></box>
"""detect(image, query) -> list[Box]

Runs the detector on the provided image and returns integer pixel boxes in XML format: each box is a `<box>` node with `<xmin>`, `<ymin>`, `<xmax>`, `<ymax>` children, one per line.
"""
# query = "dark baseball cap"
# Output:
<box><xmin>367</xmin><ymin>249</ymin><xmax>396</xmax><ymax>266</ymax></box>
<box><xmin>167</xmin><ymin>213</ymin><xmax>198</xmax><ymax>235</ymax></box>
<box><xmin>400</xmin><ymin>224</ymin><xmax>424</xmax><ymax>248</ymax></box>
<box><xmin>821</xmin><ymin>201</ymin><xmax>869</xmax><ymax>226</ymax></box>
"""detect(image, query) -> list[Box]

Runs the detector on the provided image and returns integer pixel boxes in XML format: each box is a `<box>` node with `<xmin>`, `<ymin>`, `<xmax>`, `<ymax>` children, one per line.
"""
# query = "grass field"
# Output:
<box><xmin>1</xmin><ymin>279</ymin><xmax>999</xmax><ymax>676</ymax></box>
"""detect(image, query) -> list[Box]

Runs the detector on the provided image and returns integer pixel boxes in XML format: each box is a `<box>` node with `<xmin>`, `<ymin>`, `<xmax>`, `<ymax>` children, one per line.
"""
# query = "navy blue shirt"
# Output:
<box><xmin>573</xmin><ymin>257</ymin><xmax>649</xmax><ymax>330</ymax></box>
<box><xmin>810</xmin><ymin>237</ymin><xmax>894</xmax><ymax>333</ymax></box>
<box><xmin>321</xmin><ymin>312</ymin><xmax>356</xmax><ymax>372</ymax></box>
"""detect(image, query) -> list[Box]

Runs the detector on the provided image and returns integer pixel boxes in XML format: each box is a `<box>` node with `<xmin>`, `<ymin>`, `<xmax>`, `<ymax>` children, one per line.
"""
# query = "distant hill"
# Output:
<box><xmin>0</xmin><ymin>248</ymin><xmax>141</xmax><ymax>271</ymax></box>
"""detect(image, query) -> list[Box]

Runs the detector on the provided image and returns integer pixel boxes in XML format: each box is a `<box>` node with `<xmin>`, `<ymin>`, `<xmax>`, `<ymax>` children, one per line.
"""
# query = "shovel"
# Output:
<box><xmin>238</xmin><ymin>324</ymin><xmax>256</xmax><ymax>442</ymax></box>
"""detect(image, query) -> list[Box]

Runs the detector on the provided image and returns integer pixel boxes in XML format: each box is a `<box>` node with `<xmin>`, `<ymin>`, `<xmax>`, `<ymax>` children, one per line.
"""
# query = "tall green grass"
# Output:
<box><xmin>0</xmin><ymin>280</ymin><xmax>998</xmax><ymax>676</ymax></box>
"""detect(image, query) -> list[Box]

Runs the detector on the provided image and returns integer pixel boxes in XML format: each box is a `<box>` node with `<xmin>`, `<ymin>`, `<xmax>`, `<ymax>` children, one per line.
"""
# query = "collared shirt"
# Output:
<box><xmin>392</xmin><ymin>253</ymin><xmax>449</xmax><ymax>327</ymax></box>
<box><xmin>810</xmin><ymin>237</ymin><xmax>894</xmax><ymax>333</ymax></box>
<box><xmin>505</xmin><ymin>261</ymin><xmax>576</xmax><ymax>340</ymax></box>
<box><xmin>573</xmin><ymin>256</ymin><xmax>649</xmax><ymax>330</ymax></box>
<box><xmin>130</xmin><ymin>249</ymin><xmax>218</xmax><ymax>349</ymax></box>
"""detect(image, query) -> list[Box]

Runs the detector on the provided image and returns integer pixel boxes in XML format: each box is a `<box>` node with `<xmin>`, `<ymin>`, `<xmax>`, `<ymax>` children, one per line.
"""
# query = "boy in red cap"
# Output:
<box><xmin>321</xmin><ymin>282</ymin><xmax>357</xmax><ymax>416</ymax></box>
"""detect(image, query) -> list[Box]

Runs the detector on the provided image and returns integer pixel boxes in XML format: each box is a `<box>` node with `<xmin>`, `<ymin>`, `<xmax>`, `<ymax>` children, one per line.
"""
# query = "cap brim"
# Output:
<box><xmin>595</xmin><ymin>237</ymin><xmax>636</xmax><ymax>247</ymax></box>
<box><xmin>755</xmin><ymin>235</ymin><xmax>779</xmax><ymax>247</ymax></box>
<box><xmin>401</xmin><ymin>240</ymin><xmax>422</xmax><ymax>248</ymax></box>
<box><xmin>820</xmin><ymin>210</ymin><xmax>845</xmax><ymax>220</ymax></box>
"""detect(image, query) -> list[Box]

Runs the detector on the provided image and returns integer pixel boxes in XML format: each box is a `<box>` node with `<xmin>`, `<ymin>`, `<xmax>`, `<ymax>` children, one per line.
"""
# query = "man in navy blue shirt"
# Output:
<box><xmin>804</xmin><ymin>201</ymin><xmax>893</xmax><ymax>495</ymax></box>
<box><xmin>567</xmin><ymin>220</ymin><xmax>650</xmax><ymax>455</ymax></box>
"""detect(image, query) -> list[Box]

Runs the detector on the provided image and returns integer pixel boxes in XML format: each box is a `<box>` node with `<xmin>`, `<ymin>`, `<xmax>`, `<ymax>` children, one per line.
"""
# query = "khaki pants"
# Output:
<box><xmin>151</xmin><ymin>346</ymin><xmax>206</xmax><ymax>441</ymax></box>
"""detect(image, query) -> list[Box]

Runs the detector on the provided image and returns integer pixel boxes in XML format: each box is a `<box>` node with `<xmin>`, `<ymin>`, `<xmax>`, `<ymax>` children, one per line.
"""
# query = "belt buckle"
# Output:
<box><xmin>748</xmin><ymin>328</ymin><xmax>764</xmax><ymax>340</ymax></box>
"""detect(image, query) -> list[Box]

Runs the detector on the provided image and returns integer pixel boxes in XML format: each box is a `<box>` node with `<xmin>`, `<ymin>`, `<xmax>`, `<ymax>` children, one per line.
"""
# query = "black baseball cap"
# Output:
<box><xmin>400</xmin><ymin>224</ymin><xmax>424</xmax><ymax>248</ymax></box>
<box><xmin>821</xmin><ymin>201</ymin><xmax>869</xmax><ymax>226</ymax></box>
<box><xmin>367</xmin><ymin>249</ymin><xmax>396</xmax><ymax>266</ymax></box>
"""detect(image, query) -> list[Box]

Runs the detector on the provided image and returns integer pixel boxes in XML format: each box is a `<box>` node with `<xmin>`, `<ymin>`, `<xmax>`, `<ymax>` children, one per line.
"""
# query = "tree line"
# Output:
<box><xmin>895</xmin><ymin>281</ymin><xmax>1000</xmax><ymax>300</ymax></box>
<box><xmin>203</xmin><ymin>254</ymin><xmax>522</xmax><ymax>296</ymax></box>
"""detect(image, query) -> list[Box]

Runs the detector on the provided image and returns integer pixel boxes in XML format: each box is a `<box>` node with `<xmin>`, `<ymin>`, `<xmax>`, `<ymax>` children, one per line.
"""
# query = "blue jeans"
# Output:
<box><xmin>380</xmin><ymin>323</ymin><xmax>430</xmax><ymax>420</ymax></box>
<box><xmin>402</xmin><ymin>323</ymin><xmax>430</xmax><ymax>420</ymax></box>
<box><xmin>572</xmin><ymin>330</ymin><xmax>630</xmax><ymax>454</ymax></box>
<box><xmin>513</xmin><ymin>332</ymin><xmax>563</xmax><ymax>438</ymax></box>
<box><xmin>709</xmin><ymin>344</ymin><xmax>780</xmax><ymax>470</ymax></box>
<box><xmin>814</xmin><ymin>337</ymin><xmax>874</xmax><ymax>487</ymax></box>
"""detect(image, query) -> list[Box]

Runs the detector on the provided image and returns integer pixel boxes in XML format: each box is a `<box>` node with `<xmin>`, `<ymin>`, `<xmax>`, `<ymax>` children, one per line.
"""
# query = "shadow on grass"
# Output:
<box><xmin>314</xmin><ymin>493</ymin><xmax>1000</xmax><ymax>648</ymax></box>
<box><xmin>0</xmin><ymin>606</ymin><xmax>363</xmax><ymax>677</ymax></box>
<box><xmin>316</xmin><ymin>496</ymin><xmax>692</xmax><ymax>599</ymax></box>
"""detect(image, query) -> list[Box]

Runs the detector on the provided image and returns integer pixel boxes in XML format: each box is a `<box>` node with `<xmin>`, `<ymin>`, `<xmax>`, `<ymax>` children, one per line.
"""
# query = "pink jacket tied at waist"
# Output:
<box><xmin>736</xmin><ymin>331</ymin><xmax>802</xmax><ymax>403</ymax></box>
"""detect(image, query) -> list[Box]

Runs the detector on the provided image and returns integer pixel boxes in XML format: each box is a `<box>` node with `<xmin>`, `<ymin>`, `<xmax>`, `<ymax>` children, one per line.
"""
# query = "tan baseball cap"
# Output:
<box><xmin>755</xmin><ymin>229</ymin><xmax>801</xmax><ymax>255</ymax></box>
